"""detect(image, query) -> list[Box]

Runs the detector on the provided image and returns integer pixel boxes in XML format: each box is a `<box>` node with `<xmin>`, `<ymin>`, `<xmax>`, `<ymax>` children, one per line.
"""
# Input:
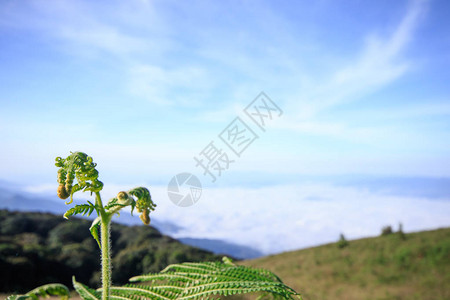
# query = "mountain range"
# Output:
<box><xmin>0</xmin><ymin>183</ymin><xmax>262</xmax><ymax>259</ymax></box>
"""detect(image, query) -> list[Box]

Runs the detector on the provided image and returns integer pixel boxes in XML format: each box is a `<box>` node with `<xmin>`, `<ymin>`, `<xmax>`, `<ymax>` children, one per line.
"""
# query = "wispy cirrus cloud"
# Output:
<box><xmin>193</xmin><ymin>0</ymin><xmax>432</xmax><ymax>148</ymax></box>
<box><xmin>0</xmin><ymin>1</ymin><xmax>155</xmax><ymax>56</ymax></box>
<box><xmin>1</xmin><ymin>0</ymin><xmax>447</xmax><ymax>181</ymax></box>
<box><xmin>282</xmin><ymin>0</ymin><xmax>429</xmax><ymax>120</ymax></box>
<box><xmin>0</xmin><ymin>0</ymin><xmax>428</xmax><ymax>111</ymax></box>
<box><xmin>250</xmin><ymin>0</ymin><xmax>438</xmax><ymax>162</ymax></box>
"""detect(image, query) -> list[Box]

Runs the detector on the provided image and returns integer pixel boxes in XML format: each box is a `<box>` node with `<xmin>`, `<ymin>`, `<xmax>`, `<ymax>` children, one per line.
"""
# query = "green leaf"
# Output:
<box><xmin>108</xmin><ymin>285</ymin><xmax>179</xmax><ymax>300</ymax></box>
<box><xmin>127</xmin><ymin>258</ymin><xmax>302</xmax><ymax>300</ymax></box>
<box><xmin>90</xmin><ymin>217</ymin><xmax>101</xmax><ymax>249</ymax></box>
<box><xmin>6</xmin><ymin>283</ymin><xmax>69</xmax><ymax>300</ymax></box>
<box><xmin>6</xmin><ymin>296</ymin><xmax>31</xmax><ymax>300</ymax></box>
<box><xmin>26</xmin><ymin>283</ymin><xmax>69</xmax><ymax>300</ymax></box>
<box><xmin>64</xmin><ymin>203</ymin><xmax>98</xmax><ymax>219</ymax></box>
<box><xmin>73</xmin><ymin>276</ymin><xmax>101</xmax><ymax>300</ymax></box>
<box><xmin>104</xmin><ymin>199</ymin><xmax>128</xmax><ymax>216</ymax></box>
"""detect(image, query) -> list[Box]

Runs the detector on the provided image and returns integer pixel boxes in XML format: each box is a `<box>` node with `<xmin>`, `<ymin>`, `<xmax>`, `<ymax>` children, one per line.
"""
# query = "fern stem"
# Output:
<box><xmin>96</xmin><ymin>191</ymin><xmax>112</xmax><ymax>300</ymax></box>
<box><xmin>95</xmin><ymin>191</ymin><xmax>105</xmax><ymax>211</ymax></box>
<box><xmin>100</xmin><ymin>213</ymin><xmax>112</xmax><ymax>300</ymax></box>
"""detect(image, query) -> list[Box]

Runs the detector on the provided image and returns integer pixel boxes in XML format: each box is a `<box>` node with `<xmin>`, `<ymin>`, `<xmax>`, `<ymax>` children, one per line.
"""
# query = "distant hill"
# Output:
<box><xmin>0</xmin><ymin>186</ymin><xmax>263</xmax><ymax>259</ymax></box>
<box><xmin>237</xmin><ymin>227</ymin><xmax>450</xmax><ymax>300</ymax></box>
<box><xmin>179</xmin><ymin>237</ymin><xmax>263</xmax><ymax>259</ymax></box>
<box><xmin>0</xmin><ymin>187</ymin><xmax>65</xmax><ymax>214</ymax></box>
<box><xmin>0</xmin><ymin>186</ymin><xmax>183</xmax><ymax>235</ymax></box>
<box><xmin>0</xmin><ymin>209</ymin><xmax>220</xmax><ymax>293</ymax></box>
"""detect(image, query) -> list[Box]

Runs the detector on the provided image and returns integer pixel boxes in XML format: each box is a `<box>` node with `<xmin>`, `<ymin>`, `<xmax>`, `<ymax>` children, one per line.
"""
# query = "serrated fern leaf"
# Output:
<box><xmin>26</xmin><ymin>283</ymin><xmax>70</xmax><ymax>300</ymax></box>
<box><xmin>64</xmin><ymin>203</ymin><xmax>98</xmax><ymax>219</ymax></box>
<box><xmin>6</xmin><ymin>295</ymin><xmax>30</xmax><ymax>300</ymax></box>
<box><xmin>104</xmin><ymin>285</ymin><xmax>182</xmax><ymax>300</ymax></box>
<box><xmin>109</xmin><ymin>296</ymin><xmax>136</xmax><ymax>300</ymax></box>
<box><xmin>127</xmin><ymin>258</ymin><xmax>301</xmax><ymax>300</ymax></box>
<box><xmin>73</xmin><ymin>276</ymin><xmax>101</xmax><ymax>300</ymax></box>
<box><xmin>129</xmin><ymin>273</ymin><xmax>197</xmax><ymax>283</ymax></box>
<box><xmin>161</xmin><ymin>261</ymin><xmax>223</xmax><ymax>273</ymax></box>
<box><xmin>177</xmin><ymin>279</ymin><xmax>296</xmax><ymax>300</ymax></box>
<box><xmin>6</xmin><ymin>283</ymin><xmax>69</xmax><ymax>300</ymax></box>
<box><xmin>135</xmin><ymin>261</ymin><xmax>281</xmax><ymax>284</ymax></box>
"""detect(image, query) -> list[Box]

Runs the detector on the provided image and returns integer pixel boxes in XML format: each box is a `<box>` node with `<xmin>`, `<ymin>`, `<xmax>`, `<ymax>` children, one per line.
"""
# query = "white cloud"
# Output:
<box><xmin>23</xmin><ymin>176</ymin><xmax>450</xmax><ymax>255</ymax></box>
<box><xmin>137</xmin><ymin>183</ymin><xmax>450</xmax><ymax>254</ymax></box>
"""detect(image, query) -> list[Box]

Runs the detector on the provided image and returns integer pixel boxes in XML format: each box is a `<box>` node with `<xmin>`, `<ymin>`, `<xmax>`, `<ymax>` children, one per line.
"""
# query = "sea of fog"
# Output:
<box><xmin>19</xmin><ymin>176</ymin><xmax>450</xmax><ymax>255</ymax></box>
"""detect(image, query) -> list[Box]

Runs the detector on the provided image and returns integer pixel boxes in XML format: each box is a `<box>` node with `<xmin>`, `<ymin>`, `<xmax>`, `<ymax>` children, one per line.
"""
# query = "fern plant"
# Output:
<box><xmin>7</xmin><ymin>152</ymin><xmax>301</xmax><ymax>300</ymax></box>
<box><xmin>6</xmin><ymin>284</ymin><xmax>70</xmax><ymax>300</ymax></box>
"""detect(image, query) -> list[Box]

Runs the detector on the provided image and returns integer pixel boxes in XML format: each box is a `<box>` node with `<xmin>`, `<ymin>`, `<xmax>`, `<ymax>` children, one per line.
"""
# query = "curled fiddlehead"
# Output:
<box><xmin>130</xmin><ymin>187</ymin><xmax>156</xmax><ymax>225</ymax></box>
<box><xmin>83</xmin><ymin>188</ymin><xmax>156</xmax><ymax>248</ymax></box>
<box><xmin>104</xmin><ymin>187</ymin><xmax>156</xmax><ymax>225</ymax></box>
<box><xmin>55</xmin><ymin>152</ymin><xmax>103</xmax><ymax>204</ymax></box>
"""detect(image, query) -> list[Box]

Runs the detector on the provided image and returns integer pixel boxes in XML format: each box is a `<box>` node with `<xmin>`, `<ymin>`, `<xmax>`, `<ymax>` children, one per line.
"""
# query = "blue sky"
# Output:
<box><xmin>1</xmin><ymin>0</ymin><xmax>450</xmax><ymax>253</ymax></box>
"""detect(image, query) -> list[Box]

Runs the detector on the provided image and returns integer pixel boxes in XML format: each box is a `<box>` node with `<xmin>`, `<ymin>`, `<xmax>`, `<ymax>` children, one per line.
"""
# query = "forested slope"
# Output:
<box><xmin>0</xmin><ymin>210</ymin><xmax>220</xmax><ymax>293</ymax></box>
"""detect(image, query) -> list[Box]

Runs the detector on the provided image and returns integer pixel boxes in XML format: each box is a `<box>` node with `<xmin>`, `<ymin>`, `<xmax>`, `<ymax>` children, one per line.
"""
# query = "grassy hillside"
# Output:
<box><xmin>239</xmin><ymin>228</ymin><xmax>450</xmax><ymax>300</ymax></box>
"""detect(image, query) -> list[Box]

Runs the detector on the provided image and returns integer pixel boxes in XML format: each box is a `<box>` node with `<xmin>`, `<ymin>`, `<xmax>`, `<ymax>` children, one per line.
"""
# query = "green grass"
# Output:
<box><xmin>237</xmin><ymin>228</ymin><xmax>450</xmax><ymax>300</ymax></box>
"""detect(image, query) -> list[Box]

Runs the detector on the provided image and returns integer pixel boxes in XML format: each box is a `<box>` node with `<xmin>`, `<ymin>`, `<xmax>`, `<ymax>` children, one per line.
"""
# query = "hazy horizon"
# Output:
<box><xmin>2</xmin><ymin>174</ymin><xmax>449</xmax><ymax>255</ymax></box>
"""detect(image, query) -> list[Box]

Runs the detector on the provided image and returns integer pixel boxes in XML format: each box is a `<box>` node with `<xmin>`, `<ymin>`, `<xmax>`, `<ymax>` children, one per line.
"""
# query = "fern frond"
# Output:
<box><xmin>109</xmin><ymin>296</ymin><xmax>136</xmax><ymax>300</ymax></box>
<box><xmin>26</xmin><ymin>283</ymin><xmax>69</xmax><ymax>300</ymax></box>
<box><xmin>6</xmin><ymin>283</ymin><xmax>69</xmax><ymax>300</ymax></box>
<box><xmin>64</xmin><ymin>202</ymin><xmax>98</xmax><ymax>219</ymax></box>
<box><xmin>177</xmin><ymin>278</ymin><xmax>296</xmax><ymax>300</ymax></box>
<box><xmin>161</xmin><ymin>261</ymin><xmax>222</xmax><ymax>273</ymax></box>
<box><xmin>126</xmin><ymin>187</ymin><xmax>156</xmax><ymax>225</ymax></box>
<box><xmin>55</xmin><ymin>152</ymin><xmax>103</xmax><ymax>202</ymax></box>
<box><xmin>108</xmin><ymin>285</ymin><xmax>179</xmax><ymax>300</ymax></box>
<box><xmin>129</xmin><ymin>273</ymin><xmax>197</xmax><ymax>283</ymax></box>
<box><xmin>127</xmin><ymin>258</ymin><xmax>301</xmax><ymax>300</ymax></box>
<box><xmin>128</xmin><ymin>187</ymin><xmax>156</xmax><ymax>213</ymax></box>
<box><xmin>73</xmin><ymin>276</ymin><xmax>101</xmax><ymax>300</ymax></box>
<box><xmin>6</xmin><ymin>295</ymin><xmax>30</xmax><ymax>300</ymax></box>
<box><xmin>149</xmin><ymin>261</ymin><xmax>281</xmax><ymax>283</ymax></box>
